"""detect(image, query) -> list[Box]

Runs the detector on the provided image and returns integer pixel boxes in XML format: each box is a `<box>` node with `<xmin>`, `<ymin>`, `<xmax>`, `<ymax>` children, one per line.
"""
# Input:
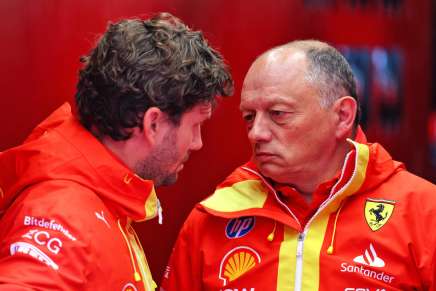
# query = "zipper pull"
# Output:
<box><xmin>157</xmin><ymin>199</ymin><xmax>163</xmax><ymax>225</ymax></box>
<box><xmin>296</xmin><ymin>233</ymin><xmax>305</xmax><ymax>258</ymax></box>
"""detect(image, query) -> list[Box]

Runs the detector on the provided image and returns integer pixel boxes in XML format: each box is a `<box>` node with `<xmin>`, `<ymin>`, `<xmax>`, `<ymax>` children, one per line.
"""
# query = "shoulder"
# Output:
<box><xmin>373</xmin><ymin>170</ymin><xmax>436</xmax><ymax>231</ymax></box>
<box><xmin>0</xmin><ymin>180</ymin><xmax>117</xmax><ymax>289</ymax></box>
<box><xmin>182</xmin><ymin>206</ymin><xmax>213</xmax><ymax>230</ymax></box>
<box><xmin>12</xmin><ymin>179</ymin><xmax>105</xmax><ymax>215</ymax></box>
<box><xmin>385</xmin><ymin>170</ymin><xmax>436</xmax><ymax>203</ymax></box>
<box><xmin>1</xmin><ymin>179</ymin><xmax>112</xmax><ymax>244</ymax></box>
<box><xmin>177</xmin><ymin>206</ymin><xmax>226</xmax><ymax>240</ymax></box>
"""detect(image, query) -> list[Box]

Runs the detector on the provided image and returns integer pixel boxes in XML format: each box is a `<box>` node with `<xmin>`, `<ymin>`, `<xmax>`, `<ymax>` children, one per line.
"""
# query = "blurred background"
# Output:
<box><xmin>1</xmin><ymin>0</ymin><xmax>434</xmax><ymax>283</ymax></box>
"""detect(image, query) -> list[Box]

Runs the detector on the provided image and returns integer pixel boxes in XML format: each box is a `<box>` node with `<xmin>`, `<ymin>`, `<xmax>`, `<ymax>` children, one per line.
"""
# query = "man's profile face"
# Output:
<box><xmin>240</xmin><ymin>51</ymin><xmax>339</xmax><ymax>184</ymax></box>
<box><xmin>135</xmin><ymin>102</ymin><xmax>212</xmax><ymax>186</ymax></box>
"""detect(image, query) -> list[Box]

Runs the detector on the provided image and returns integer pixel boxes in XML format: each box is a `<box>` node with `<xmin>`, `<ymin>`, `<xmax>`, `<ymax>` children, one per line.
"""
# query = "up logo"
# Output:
<box><xmin>225</xmin><ymin>217</ymin><xmax>255</xmax><ymax>239</ymax></box>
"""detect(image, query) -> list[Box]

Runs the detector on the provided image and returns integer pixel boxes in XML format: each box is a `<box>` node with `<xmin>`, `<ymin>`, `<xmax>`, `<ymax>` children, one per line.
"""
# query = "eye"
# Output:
<box><xmin>242</xmin><ymin>112</ymin><xmax>255</xmax><ymax>123</ymax></box>
<box><xmin>270</xmin><ymin>110</ymin><xmax>285</xmax><ymax>117</ymax></box>
<box><xmin>269</xmin><ymin>110</ymin><xmax>290</xmax><ymax>124</ymax></box>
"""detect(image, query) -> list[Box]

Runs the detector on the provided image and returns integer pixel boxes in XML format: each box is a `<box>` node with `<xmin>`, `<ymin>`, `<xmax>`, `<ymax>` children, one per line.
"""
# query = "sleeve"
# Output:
<box><xmin>422</xmin><ymin>210</ymin><xmax>436</xmax><ymax>291</ymax></box>
<box><xmin>160</xmin><ymin>209</ymin><xmax>204</xmax><ymax>291</ymax></box>
<box><xmin>0</xmin><ymin>186</ymin><xmax>94</xmax><ymax>290</ymax></box>
<box><xmin>428</xmin><ymin>250</ymin><xmax>436</xmax><ymax>291</ymax></box>
<box><xmin>409</xmin><ymin>181</ymin><xmax>436</xmax><ymax>291</ymax></box>
<box><xmin>0</xmin><ymin>283</ymin><xmax>34</xmax><ymax>291</ymax></box>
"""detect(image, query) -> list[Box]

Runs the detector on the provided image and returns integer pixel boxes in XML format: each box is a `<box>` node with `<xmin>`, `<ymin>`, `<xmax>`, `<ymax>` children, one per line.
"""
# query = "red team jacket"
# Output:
<box><xmin>161</xmin><ymin>136</ymin><xmax>436</xmax><ymax>290</ymax></box>
<box><xmin>0</xmin><ymin>104</ymin><xmax>158</xmax><ymax>290</ymax></box>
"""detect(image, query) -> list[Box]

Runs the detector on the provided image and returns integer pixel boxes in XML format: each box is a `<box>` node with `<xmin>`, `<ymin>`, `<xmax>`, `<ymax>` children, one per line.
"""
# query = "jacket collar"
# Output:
<box><xmin>0</xmin><ymin>103</ymin><xmax>158</xmax><ymax>222</ymax></box>
<box><xmin>199</xmin><ymin>130</ymin><xmax>402</xmax><ymax>229</ymax></box>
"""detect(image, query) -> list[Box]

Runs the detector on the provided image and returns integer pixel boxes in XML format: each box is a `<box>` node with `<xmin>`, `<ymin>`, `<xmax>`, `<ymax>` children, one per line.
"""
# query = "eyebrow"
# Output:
<box><xmin>240</xmin><ymin>97</ymin><xmax>296</xmax><ymax>111</ymax></box>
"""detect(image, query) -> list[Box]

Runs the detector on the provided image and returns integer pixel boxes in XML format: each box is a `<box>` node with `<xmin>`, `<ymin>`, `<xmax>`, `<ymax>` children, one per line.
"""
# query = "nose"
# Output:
<box><xmin>247</xmin><ymin>114</ymin><xmax>272</xmax><ymax>143</ymax></box>
<box><xmin>190</xmin><ymin>127</ymin><xmax>203</xmax><ymax>151</ymax></box>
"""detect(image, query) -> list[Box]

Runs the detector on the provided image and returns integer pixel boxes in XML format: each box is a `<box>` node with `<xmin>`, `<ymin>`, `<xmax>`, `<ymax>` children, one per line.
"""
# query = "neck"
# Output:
<box><xmin>100</xmin><ymin>136</ymin><xmax>136</xmax><ymax>171</ymax></box>
<box><xmin>290</xmin><ymin>142</ymin><xmax>351</xmax><ymax>201</ymax></box>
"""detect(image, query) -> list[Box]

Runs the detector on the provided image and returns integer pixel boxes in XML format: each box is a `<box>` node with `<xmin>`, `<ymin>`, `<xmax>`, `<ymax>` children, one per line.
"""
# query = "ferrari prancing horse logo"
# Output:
<box><xmin>364</xmin><ymin>198</ymin><xmax>395</xmax><ymax>231</ymax></box>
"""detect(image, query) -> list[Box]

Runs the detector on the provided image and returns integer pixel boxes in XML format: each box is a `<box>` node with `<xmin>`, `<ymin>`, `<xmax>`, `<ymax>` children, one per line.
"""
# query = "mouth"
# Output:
<box><xmin>254</xmin><ymin>152</ymin><xmax>277</xmax><ymax>162</ymax></box>
<box><xmin>255</xmin><ymin>151</ymin><xmax>275</xmax><ymax>157</ymax></box>
<box><xmin>182</xmin><ymin>153</ymin><xmax>191</xmax><ymax>163</ymax></box>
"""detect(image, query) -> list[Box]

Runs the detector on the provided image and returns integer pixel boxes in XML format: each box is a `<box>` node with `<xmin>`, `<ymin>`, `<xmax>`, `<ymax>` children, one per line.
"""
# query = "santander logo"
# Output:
<box><xmin>340</xmin><ymin>243</ymin><xmax>394</xmax><ymax>284</ymax></box>
<box><xmin>353</xmin><ymin>243</ymin><xmax>385</xmax><ymax>268</ymax></box>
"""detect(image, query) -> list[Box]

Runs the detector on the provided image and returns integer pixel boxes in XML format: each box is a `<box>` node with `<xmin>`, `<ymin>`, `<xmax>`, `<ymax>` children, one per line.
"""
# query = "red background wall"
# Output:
<box><xmin>0</xmin><ymin>0</ymin><xmax>433</xmax><ymax>283</ymax></box>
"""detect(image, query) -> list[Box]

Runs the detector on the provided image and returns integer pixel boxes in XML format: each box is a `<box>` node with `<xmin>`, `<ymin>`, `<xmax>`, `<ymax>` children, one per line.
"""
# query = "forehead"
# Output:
<box><xmin>240</xmin><ymin>51</ymin><xmax>312</xmax><ymax>109</ymax></box>
<box><xmin>254</xmin><ymin>48</ymin><xmax>308</xmax><ymax>80</ymax></box>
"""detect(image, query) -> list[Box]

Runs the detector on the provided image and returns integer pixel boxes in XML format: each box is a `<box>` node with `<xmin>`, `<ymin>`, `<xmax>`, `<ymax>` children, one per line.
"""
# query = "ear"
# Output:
<box><xmin>333</xmin><ymin>96</ymin><xmax>357</xmax><ymax>140</ymax></box>
<box><xmin>141</xmin><ymin>107</ymin><xmax>168</xmax><ymax>145</ymax></box>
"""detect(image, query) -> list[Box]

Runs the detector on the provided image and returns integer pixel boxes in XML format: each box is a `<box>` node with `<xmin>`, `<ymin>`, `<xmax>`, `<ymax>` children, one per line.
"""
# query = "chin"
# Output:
<box><xmin>159</xmin><ymin>173</ymin><xmax>178</xmax><ymax>187</ymax></box>
<box><xmin>258</xmin><ymin>164</ymin><xmax>280</xmax><ymax>179</ymax></box>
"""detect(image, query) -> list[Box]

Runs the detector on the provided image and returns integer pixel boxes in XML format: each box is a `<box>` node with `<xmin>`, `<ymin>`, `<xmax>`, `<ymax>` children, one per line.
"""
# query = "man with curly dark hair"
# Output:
<box><xmin>0</xmin><ymin>12</ymin><xmax>233</xmax><ymax>290</ymax></box>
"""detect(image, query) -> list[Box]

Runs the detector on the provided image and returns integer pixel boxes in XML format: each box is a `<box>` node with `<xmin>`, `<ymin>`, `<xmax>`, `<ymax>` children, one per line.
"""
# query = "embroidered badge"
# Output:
<box><xmin>225</xmin><ymin>216</ymin><xmax>255</xmax><ymax>239</ymax></box>
<box><xmin>10</xmin><ymin>242</ymin><xmax>59</xmax><ymax>270</ymax></box>
<box><xmin>219</xmin><ymin>246</ymin><xmax>261</xmax><ymax>286</ymax></box>
<box><xmin>353</xmin><ymin>243</ymin><xmax>385</xmax><ymax>267</ymax></box>
<box><xmin>364</xmin><ymin>198</ymin><xmax>395</xmax><ymax>231</ymax></box>
<box><xmin>122</xmin><ymin>283</ymin><xmax>137</xmax><ymax>291</ymax></box>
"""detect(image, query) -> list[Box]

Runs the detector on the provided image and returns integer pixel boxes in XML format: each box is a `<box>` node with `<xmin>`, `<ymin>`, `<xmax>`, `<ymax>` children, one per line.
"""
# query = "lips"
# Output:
<box><xmin>254</xmin><ymin>152</ymin><xmax>277</xmax><ymax>161</ymax></box>
<box><xmin>182</xmin><ymin>153</ymin><xmax>191</xmax><ymax>163</ymax></box>
<box><xmin>255</xmin><ymin>151</ymin><xmax>275</xmax><ymax>156</ymax></box>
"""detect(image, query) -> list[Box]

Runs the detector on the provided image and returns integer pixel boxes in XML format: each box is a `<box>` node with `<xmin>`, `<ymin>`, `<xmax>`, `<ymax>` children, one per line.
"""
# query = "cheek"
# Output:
<box><xmin>277</xmin><ymin>125</ymin><xmax>320</xmax><ymax>155</ymax></box>
<box><xmin>179</xmin><ymin>132</ymin><xmax>194</xmax><ymax>151</ymax></box>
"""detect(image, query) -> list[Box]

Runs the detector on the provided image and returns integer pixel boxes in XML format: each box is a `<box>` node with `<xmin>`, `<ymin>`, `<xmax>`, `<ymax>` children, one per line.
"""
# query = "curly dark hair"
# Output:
<box><xmin>75</xmin><ymin>12</ymin><xmax>234</xmax><ymax>140</ymax></box>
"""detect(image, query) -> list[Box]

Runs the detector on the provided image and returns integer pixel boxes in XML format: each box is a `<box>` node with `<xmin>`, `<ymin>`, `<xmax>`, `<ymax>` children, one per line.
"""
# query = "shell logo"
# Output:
<box><xmin>122</xmin><ymin>283</ymin><xmax>137</xmax><ymax>291</ymax></box>
<box><xmin>219</xmin><ymin>246</ymin><xmax>261</xmax><ymax>286</ymax></box>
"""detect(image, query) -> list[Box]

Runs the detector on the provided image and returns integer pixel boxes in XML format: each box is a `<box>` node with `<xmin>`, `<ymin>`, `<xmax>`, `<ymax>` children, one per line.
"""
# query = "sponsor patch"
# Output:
<box><xmin>219</xmin><ymin>246</ymin><xmax>261</xmax><ymax>286</ymax></box>
<box><xmin>122</xmin><ymin>283</ymin><xmax>138</xmax><ymax>291</ymax></box>
<box><xmin>340</xmin><ymin>262</ymin><xmax>394</xmax><ymax>284</ymax></box>
<box><xmin>95</xmin><ymin>210</ymin><xmax>111</xmax><ymax>228</ymax></box>
<box><xmin>225</xmin><ymin>217</ymin><xmax>255</xmax><ymax>239</ymax></box>
<box><xmin>22</xmin><ymin>229</ymin><xmax>63</xmax><ymax>255</ymax></box>
<box><xmin>23</xmin><ymin>215</ymin><xmax>77</xmax><ymax>241</ymax></box>
<box><xmin>364</xmin><ymin>198</ymin><xmax>395</xmax><ymax>231</ymax></box>
<box><xmin>220</xmin><ymin>288</ymin><xmax>255</xmax><ymax>291</ymax></box>
<box><xmin>353</xmin><ymin>243</ymin><xmax>384</xmax><ymax>267</ymax></box>
<box><xmin>340</xmin><ymin>243</ymin><xmax>395</xmax><ymax>284</ymax></box>
<box><xmin>344</xmin><ymin>288</ymin><xmax>386</xmax><ymax>291</ymax></box>
<box><xmin>10</xmin><ymin>242</ymin><xmax>59</xmax><ymax>270</ymax></box>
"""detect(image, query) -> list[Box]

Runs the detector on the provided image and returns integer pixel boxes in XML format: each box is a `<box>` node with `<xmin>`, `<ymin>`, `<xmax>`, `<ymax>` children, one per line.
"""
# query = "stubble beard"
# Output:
<box><xmin>134</xmin><ymin>132</ymin><xmax>179</xmax><ymax>187</ymax></box>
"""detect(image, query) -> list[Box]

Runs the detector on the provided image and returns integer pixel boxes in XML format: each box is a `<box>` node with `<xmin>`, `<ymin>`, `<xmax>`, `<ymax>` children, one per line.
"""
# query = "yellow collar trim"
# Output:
<box><xmin>201</xmin><ymin>140</ymin><xmax>369</xmax><ymax>215</ymax></box>
<box><xmin>143</xmin><ymin>187</ymin><xmax>158</xmax><ymax>222</ymax></box>
<box><xmin>201</xmin><ymin>180</ymin><xmax>268</xmax><ymax>212</ymax></box>
<box><xmin>321</xmin><ymin>139</ymin><xmax>369</xmax><ymax>214</ymax></box>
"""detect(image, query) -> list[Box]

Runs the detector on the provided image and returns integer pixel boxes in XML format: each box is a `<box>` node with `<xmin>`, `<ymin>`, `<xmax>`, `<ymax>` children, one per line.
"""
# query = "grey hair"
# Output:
<box><xmin>272</xmin><ymin>40</ymin><xmax>360</xmax><ymax>127</ymax></box>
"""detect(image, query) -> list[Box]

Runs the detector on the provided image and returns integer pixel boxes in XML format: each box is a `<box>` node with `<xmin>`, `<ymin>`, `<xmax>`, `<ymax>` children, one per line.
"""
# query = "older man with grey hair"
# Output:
<box><xmin>161</xmin><ymin>40</ymin><xmax>436</xmax><ymax>291</ymax></box>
